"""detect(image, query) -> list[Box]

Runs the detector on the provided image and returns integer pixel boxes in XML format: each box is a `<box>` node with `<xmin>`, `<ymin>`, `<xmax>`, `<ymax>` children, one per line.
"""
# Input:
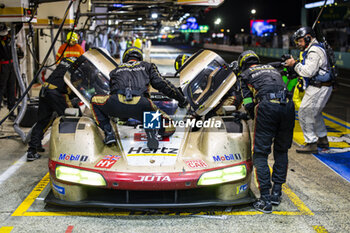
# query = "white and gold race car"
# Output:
<box><xmin>45</xmin><ymin>48</ymin><xmax>254</xmax><ymax>208</ymax></box>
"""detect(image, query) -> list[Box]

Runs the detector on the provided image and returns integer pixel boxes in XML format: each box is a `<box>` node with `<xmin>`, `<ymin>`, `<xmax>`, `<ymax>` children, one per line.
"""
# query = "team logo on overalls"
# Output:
<box><xmin>143</xmin><ymin>110</ymin><xmax>161</xmax><ymax>129</ymax></box>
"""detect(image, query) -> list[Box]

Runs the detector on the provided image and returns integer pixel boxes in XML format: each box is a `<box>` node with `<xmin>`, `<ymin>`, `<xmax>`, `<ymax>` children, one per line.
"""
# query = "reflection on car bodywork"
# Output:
<box><xmin>45</xmin><ymin>49</ymin><xmax>254</xmax><ymax>208</ymax></box>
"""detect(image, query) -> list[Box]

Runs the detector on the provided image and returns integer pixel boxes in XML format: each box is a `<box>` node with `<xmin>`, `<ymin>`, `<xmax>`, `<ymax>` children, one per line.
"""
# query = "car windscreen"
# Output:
<box><xmin>69</xmin><ymin>59</ymin><xmax>110</xmax><ymax>101</ymax></box>
<box><xmin>186</xmin><ymin>59</ymin><xmax>231</xmax><ymax>108</ymax></box>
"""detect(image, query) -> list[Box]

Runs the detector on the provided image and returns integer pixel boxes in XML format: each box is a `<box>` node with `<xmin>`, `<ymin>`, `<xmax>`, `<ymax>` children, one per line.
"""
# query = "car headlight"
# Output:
<box><xmin>55</xmin><ymin>165</ymin><xmax>106</xmax><ymax>186</ymax></box>
<box><xmin>197</xmin><ymin>165</ymin><xmax>247</xmax><ymax>186</ymax></box>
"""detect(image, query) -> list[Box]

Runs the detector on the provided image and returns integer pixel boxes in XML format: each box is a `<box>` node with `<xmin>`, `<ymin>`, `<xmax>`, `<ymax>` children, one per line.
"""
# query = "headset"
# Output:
<box><xmin>304</xmin><ymin>35</ymin><xmax>312</xmax><ymax>46</ymax></box>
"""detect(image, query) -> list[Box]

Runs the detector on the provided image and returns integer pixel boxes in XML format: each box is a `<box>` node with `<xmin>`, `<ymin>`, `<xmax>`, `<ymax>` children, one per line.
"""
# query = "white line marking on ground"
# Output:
<box><xmin>0</xmin><ymin>132</ymin><xmax>50</xmax><ymax>186</ymax></box>
<box><xmin>0</xmin><ymin>154</ymin><xmax>27</xmax><ymax>185</ymax></box>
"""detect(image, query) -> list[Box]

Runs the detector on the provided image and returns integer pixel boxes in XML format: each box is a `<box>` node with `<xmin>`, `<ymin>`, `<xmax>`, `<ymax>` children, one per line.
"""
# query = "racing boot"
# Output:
<box><xmin>271</xmin><ymin>184</ymin><xmax>282</xmax><ymax>205</ymax></box>
<box><xmin>103</xmin><ymin>124</ymin><xmax>116</xmax><ymax>145</ymax></box>
<box><xmin>36</xmin><ymin>145</ymin><xmax>45</xmax><ymax>153</ymax></box>
<box><xmin>317</xmin><ymin>136</ymin><xmax>329</xmax><ymax>149</ymax></box>
<box><xmin>8</xmin><ymin>112</ymin><xmax>16</xmax><ymax>121</ymax></box>
<box><xmin>253</xmin><ymin>194</ymin><xmax>272</xmax><ymax>214</ymax></box>
<box><xmin>26</xmin><ymin>148</ymin><xmax>41</xmax><ymax>162</ymax></box>
<box><xmin>145</xmin><ymin>129</ymin><xmax>159</xmax><ymax>150</ymax></box>
<box><xmin>296</xmin><ymin>142</ymin><xmax>318</xmax><ymax>154</ymax></box>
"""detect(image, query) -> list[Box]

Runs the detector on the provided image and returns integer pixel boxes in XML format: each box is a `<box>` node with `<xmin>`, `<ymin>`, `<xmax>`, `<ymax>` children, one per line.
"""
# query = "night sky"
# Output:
<box><xmin>197</xmin><ymin>0</ymin><xmax>303</xmax><ymax>33</ymax></box>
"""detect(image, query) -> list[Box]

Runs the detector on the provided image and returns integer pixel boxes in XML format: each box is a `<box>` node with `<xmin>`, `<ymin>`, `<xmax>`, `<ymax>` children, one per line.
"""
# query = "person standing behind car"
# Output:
<box><xmin>90</xmin><ymin>47</ymin><xmax>187</xmax><ymax>150</ymax></box>
<box><xmin>25</xmin><ymin>57</ymin><xmax>77</xmax><ymax>161</ymax></box>
<box><xmin>238</xmin><ymin>50</ymin><xmax>295</xmax><ymax>213</ymax></box>
<box><xmin>0</xmin><ymin>23</ymin><xmax>17</xmax><ymax>120</ymax></box>
<box><xmin>285</xmin><ymin>27</ymin><xmax>332</xmax><ymax>153</ymax></box>
<box><xmin>56</xmin><ymin>32</ymin><xmax>84</xmax><ymax>62</ymax></box>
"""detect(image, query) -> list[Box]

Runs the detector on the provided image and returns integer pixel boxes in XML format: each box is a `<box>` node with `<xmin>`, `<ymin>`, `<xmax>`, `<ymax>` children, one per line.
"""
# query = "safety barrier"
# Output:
<box><xmin>245</xmin><ymin>46</ymin><xmax>350</xmax><ymax>69</ymax></box>
<box><xmin>203</xmin><ymin>43</ymin><xmax>243</xmax><ymax>53</ymax></box>
<box><xmin>203</xmin><ymin>43</ymin><xmax>350</xmax><ymax>69</ymax></box>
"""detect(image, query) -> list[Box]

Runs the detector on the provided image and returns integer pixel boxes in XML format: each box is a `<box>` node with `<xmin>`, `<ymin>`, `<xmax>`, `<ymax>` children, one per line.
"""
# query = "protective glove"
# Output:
<box><xmin>229</xmin><ymin>60</ymin><xmax>239</xmax><ymax>74</ymax></box>
<box><xmin>232</xmin><ymin>112</ymin><xmax>250</xmax><ymax>121</ymax></box>
<box><xmin>178</xmin><ymin>98</ymin><xmax>188</xmax><ymax>108</ymax></box>
<box><xmin>238</xmin><ymin>112</ymin><xmax>250</xmax><ymax>120</ymax></box>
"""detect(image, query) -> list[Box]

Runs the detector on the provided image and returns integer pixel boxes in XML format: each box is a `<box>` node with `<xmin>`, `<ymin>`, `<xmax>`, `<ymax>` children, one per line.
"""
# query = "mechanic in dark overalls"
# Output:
<box><xmin>238</xmin><ymin>50</ymin><xmax>295</xmax><ymax>213</ymax></box>
<box><xmin>91</xmin><ymin>47</ymin><xmax>187</xmax><ymax>149</ymax></box>
<box><xmin>26</xmin><ymin>57</ymin><xmax>77</xmax><ymax>161</ymax></box>
<box><xmin>0</xmin><ymin>23</ymin><xmax>17</xmax><ymax>120</ymax></box>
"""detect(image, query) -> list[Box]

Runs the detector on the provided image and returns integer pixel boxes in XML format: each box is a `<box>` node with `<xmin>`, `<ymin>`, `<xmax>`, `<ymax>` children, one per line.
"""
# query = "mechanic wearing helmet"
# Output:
<box><xmin>174</xmin><ymin>54</ymin><xmax>189</xmax><ymax>72</ymax></box>
<box><xmin>25</xmin><ymin>57</ymin><xmax>77</xmax><ymax>161</ymax></box>
<box><xmin>284</xmin><ymin>27</ymin><xmax>332</xmax><ymax>153</ymax></box>
<box><xmin>91</xmin><ymin>47</ymin><xmax>187</xmax><ymax>149</ymax></box>
<box><xmin>56</xmin><ymin>32</ymin><xmax>84</xmax><ymax>62</ymax></box>
<box><xmin>238</xmin><ymin>50</ymin><xmax>295</xmax><ymax>213</ymax></box>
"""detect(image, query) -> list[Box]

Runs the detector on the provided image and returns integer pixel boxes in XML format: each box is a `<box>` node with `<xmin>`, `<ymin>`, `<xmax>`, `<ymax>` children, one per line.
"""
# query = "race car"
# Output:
<box><xmin>45</xmin><ymin>48</ymin><xmax>255</xmax><ymax>208</ymax></box>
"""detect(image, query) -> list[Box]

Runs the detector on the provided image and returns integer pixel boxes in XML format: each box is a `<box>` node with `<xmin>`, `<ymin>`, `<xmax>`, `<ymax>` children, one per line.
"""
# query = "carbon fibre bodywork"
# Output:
<box><xmin>45</xmin><ymin>48</ymin><xmax>255</xmax><ymax>208</ymax></box>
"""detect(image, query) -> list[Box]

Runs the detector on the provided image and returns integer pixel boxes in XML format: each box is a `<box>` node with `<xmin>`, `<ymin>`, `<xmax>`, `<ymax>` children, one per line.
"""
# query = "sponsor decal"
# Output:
<box><xmin>143</xmin><ymin>110</ymin><xmax>161</xmax><ymax>129</ymax></box>
<box><xmin>134</xmin><ymin>133</ymin><xmax>169</xmax><ymax>142</ymax></box>
<box><xmin>103</xmin><ymin>155</ymin><xmax>121</xmax><ymax>160</ymax></box>
<box><xmin>212</xmin><ymin>153</ymin><xmax>241</xmax><ymax>162</ymax></box>
<box><xmin>59</xmin><ymin>154</ymin><xmax>88</xmax><ymax>162</ymax></box>
<box><xmin>128</xmin><ymin>146</ymin><xmax>178</xmax><ymax>155</ymax></box>
<box><xmin>134</xmin><ymin>175</ymin><xmax>171</xmax><ymax>182</ymax></box>
<box><xmin>237</xmin><ymin>183</ymin><xmax>248</xmax><ymax>194</ymax></box>
<box><xmin>52</xmin><ymin>183</ymin><xmax>65</xmax><ymax>195</ymax></box>
<box><xmin>185</xmin><ymin>160</ymin><xmax>208</xmax><ymax>168</ymax></box>
<box><xmin>95</xmin><ymin>155</ymin><xmax>121</xmax><ymax>169</ymax></box>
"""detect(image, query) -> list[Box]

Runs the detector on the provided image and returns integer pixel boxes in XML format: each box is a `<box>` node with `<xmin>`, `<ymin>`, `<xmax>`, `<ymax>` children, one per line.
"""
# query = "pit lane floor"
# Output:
<box><xmin>0</xmin><ymin>46</ymin><xmax>349</xmax><ymax>233</ymax></box>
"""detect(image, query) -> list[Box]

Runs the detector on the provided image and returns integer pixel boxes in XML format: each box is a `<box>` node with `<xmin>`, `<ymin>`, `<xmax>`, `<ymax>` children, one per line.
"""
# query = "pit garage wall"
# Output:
<box><xmin>203</xmin><ymin>44</ymin><xmax>350</xmax><ymax>70</ymax></box>
<box><xmin>36</xmin><ymin>0</ymin><xmax>88</xmax><ymax>79</ymax></box>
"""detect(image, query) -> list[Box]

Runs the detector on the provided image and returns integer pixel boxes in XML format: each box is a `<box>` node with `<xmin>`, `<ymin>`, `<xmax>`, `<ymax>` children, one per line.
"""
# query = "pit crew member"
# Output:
<box><xmin>285</xmin><ymin>26</ymin><xmax>332</xmax><ymax>153</ymax></box>
<box><xmin>91</xmin><ymin>47</ymin><xmax>187</xmax><ymax>149</ymax></box>
<box><xmin>25</xmin><ymin>57</ymin><xmax>77</xmax><ymax>161</ymax></box>
<box><xmin>238</xmin><ymin>50</ymin><xmax>295</xmax><ymax>213</ymax></box>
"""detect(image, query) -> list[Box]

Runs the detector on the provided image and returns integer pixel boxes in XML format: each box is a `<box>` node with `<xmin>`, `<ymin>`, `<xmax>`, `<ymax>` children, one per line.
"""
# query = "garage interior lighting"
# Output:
<box><xmin>55</xmin><ymin>165</ymin><xmax>106</xmax><ymax>186</ymax></box>
<box><xmin>151</xmin><ymin>13</ymin><xmax>158</xmax><ymax>19</ymax></box>
<box><xmin>197</xmin><ymin>165</ymin><xmax>247</xmax><ymax>185</ymax></box>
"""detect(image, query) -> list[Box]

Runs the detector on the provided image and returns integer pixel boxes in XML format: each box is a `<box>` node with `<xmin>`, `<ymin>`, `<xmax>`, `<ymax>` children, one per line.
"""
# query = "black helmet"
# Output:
<box><xmin>293</xmin><ymin>27</ymin><xmax>315</xmax><ymax>47</ymax></box>
<box><xmin>122</xmin><ymin>46</ymin><xmax>143</xmax><ymax>63</ymax></box>
<box><xmin>237</xmin><ymin>50</ymin><xmax>260</xmax><ymax>71</ymax></box>
<box><xmin>174</xmin><ymin>54</ymin><xmax>189</xmax><ymax>71</ymax></box>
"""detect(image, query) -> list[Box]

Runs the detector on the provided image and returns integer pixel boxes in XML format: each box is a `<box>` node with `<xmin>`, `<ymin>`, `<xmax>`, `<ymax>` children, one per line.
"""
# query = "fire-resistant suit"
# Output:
<box><xmin>26</xmin><ymin>57</ymin><xmax>76</xmax><ymax>161</ymax></box>
<box><xmin>0</xmin><ymin>35</ymin><xmax>16</xmax><ymax>116</ymax></box>
<box><xmin>240</xmin><ymin>60</ymin><xmax>295</xmax><ymax>212</ymax></box>
<box><xmin>91</xmin><ymin>60</ymin><xmax>187</xmax><ymax>145</ymax></box>
<box><xmin>295</xmin><ymin>38</ymin><xmax>332</xmax><ymax>146</ymax></box>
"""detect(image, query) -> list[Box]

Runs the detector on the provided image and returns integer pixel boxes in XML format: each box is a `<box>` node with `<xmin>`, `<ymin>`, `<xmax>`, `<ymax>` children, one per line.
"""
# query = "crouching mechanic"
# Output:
<box><xmin>91</xmin><ymin>47</ymin><xmax>187</xmax><ymax>149</ymax></box>
<box><xmin>26</xmin><ymin>57</ymin><xmax>77</xmax><ymax>161</ymax></box>
<box><xmin>238</xmin><ymin>50</ymin><xmax>295</xmax><ymax>213</ymax></box>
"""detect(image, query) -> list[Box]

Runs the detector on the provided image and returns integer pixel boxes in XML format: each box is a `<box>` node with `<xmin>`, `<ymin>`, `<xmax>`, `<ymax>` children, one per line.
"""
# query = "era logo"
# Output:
<box><xmin>133</xmin><ymin>175</ymin><xmax>171</xmax><ymax>182</ymax></box>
